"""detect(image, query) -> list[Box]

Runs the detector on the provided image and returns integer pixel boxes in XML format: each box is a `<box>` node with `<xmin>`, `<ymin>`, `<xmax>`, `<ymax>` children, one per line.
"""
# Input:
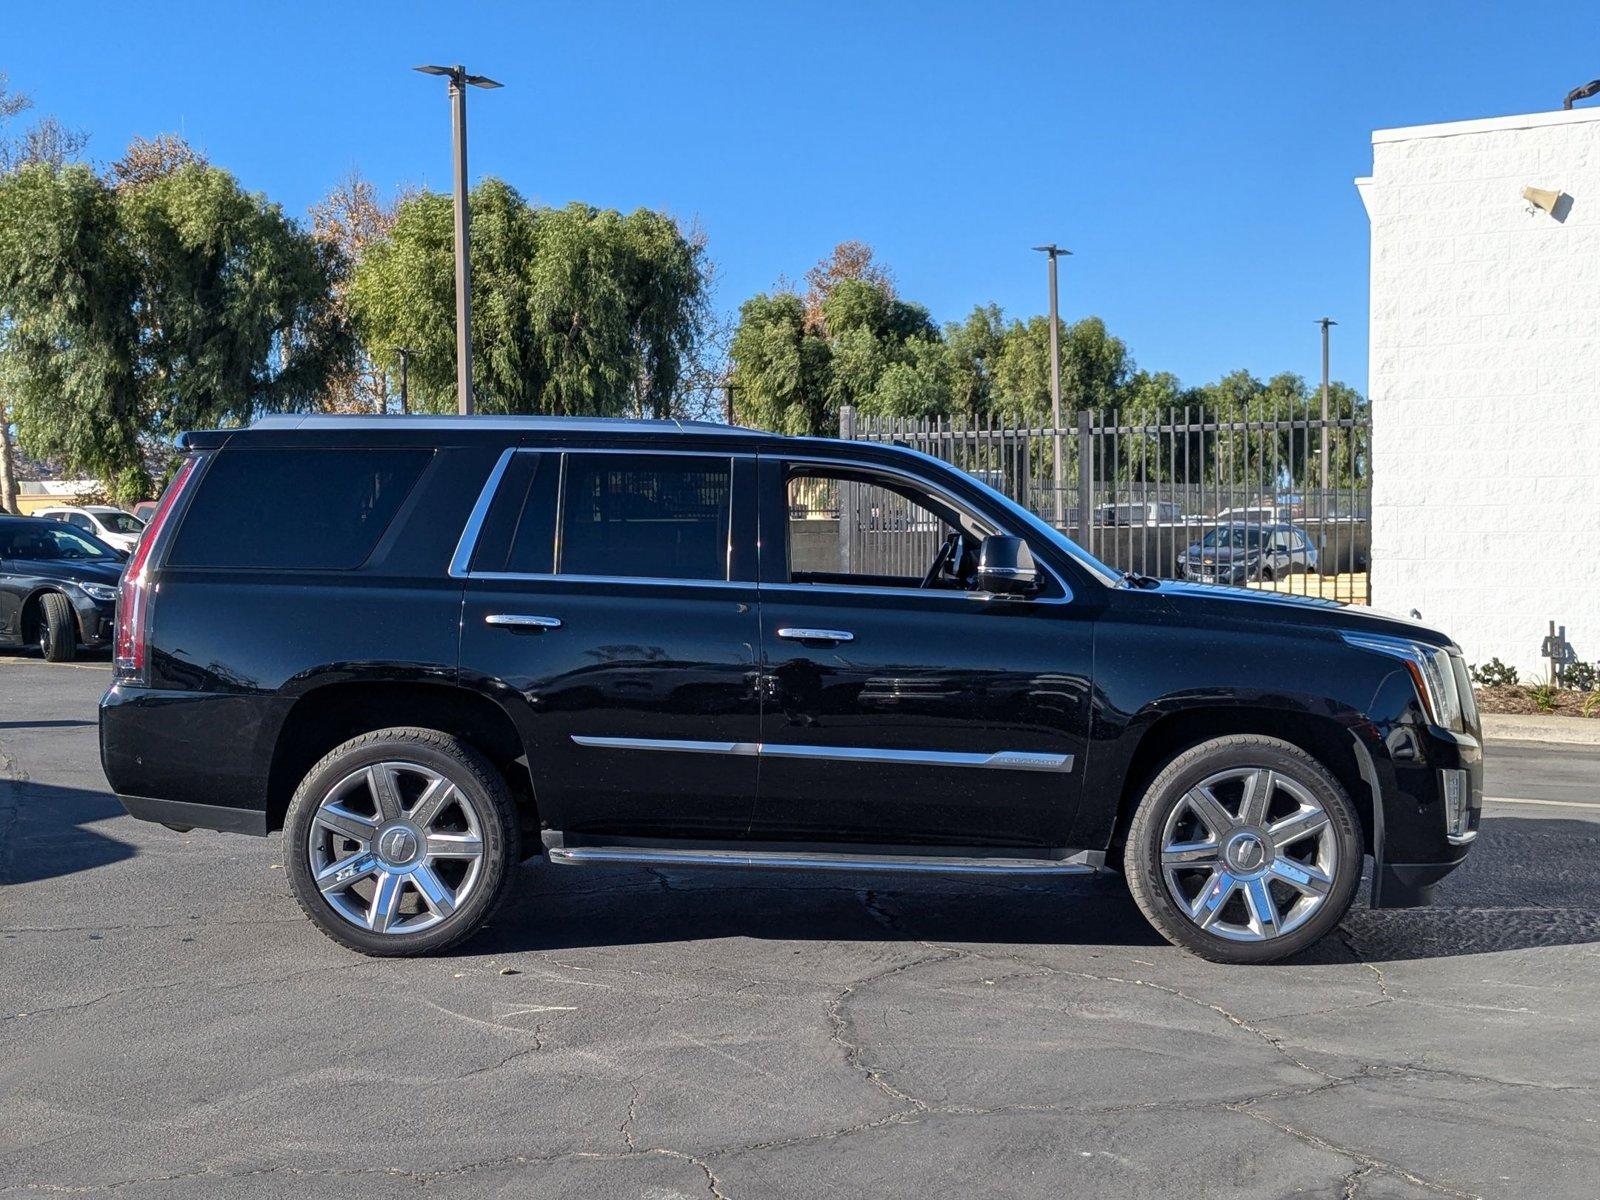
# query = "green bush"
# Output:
<box><xmin>1563</xmin><ymin>660</ymin><xmax>1598</xmax><ymax>693</ymax></box>
<box><xmin>1471</xmin><ymin>658</ymin><xmax>1519</xmax><ymax>688</ymax></box>
<box><xmin>1528</xmin><ymin>682</ymin><xmax>1558</xmax><ymax>713</ymax></box>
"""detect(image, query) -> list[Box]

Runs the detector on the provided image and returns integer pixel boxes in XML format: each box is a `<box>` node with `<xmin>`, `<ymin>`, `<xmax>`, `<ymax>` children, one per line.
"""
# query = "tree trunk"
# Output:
<box><xmin>0</xmin><ymin>414</ymin><xmax>18</xmax><ymax>515</ymax></box>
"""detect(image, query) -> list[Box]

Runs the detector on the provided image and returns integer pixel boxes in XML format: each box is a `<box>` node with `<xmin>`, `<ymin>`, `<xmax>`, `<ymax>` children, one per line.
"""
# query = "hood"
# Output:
<box><xmin>9</xmin><ymin>557</ymin><xmax>125</xmax><ymax>588</ymax></box>
<box><xmin>1150</xmin><ymin>579</ymin><xmax>1455</xmax><ymax>648</ymax></box>
<box><xmin>1181</xmin><ymin>544</ymin><xmax>1261</xmax><ymax>565</ymax></box>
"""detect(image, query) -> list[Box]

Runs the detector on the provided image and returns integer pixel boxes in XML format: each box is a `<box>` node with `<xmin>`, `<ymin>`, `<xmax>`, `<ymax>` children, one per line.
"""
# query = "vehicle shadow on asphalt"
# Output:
<box><xmin>460</xmin><ymin>816</ymin><xmax>1600</xmax><ymax>966</ymax></box>
<box><xmin>0</xmin><ymin>780</ymin><xmax>136</xmax><ymax>885</ymax></box>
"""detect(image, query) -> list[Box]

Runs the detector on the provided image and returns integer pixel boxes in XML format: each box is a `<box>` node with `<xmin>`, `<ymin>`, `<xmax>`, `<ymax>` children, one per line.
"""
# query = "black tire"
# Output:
<box><xmin>37</xmin><ymin>592</ymin><xmax>77</xmax><ymax>662</ymax></box>
<box><xmin>284</xmin><ymin>727</ymin><xmax>520</xmax><ymax>957</ymax></box>
<box><xmin>1123</xmin><ymin>735</ymin><xmax>1362</xmax><ymax>964</ymax></box>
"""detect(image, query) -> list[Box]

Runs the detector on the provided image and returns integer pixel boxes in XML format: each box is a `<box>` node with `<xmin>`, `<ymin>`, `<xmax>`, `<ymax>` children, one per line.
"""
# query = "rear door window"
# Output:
<box><xmin>558</xmin><ymin>454</ymin><xmax>731</xmax><ymax>581</ymax></box>
<box><xmin>167</xmin><ymin>446</ymin><xmax>432</xmax><ymax>570</ymax></box>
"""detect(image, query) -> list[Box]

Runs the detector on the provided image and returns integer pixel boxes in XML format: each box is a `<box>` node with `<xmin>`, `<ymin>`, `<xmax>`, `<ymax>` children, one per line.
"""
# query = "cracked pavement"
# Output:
<box><xmin>3</xmin><ymin>658</ymin><xmax>1599</xmax><ymax>1197</ymax></box>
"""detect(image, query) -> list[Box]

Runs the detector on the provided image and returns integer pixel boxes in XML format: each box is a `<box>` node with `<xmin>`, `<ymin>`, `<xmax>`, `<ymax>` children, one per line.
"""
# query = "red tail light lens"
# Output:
<box><xmin>114</xmin><ymin>454</ymin><xmax>201</xmax><ymax>684</ymax></box>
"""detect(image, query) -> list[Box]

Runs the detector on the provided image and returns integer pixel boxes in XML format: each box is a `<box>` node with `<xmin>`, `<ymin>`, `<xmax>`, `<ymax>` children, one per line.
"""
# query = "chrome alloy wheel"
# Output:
<box><xmin>1159</xmin><ymin>766</ymin><xmax>1338</xmax><ymax>943</ymax></box>
<box><xmin>307</xmin><ymin>761</ymin><xmax>486</xmax><ymax>935</ymax></box>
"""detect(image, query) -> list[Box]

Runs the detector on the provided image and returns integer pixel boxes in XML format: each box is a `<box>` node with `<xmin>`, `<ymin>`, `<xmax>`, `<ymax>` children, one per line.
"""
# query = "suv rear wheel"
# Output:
<box><xmin>284</xmin><ymin>727</ymin><xmax>520</xmax><ymax>956</ymax></box>
<box><xmin>1123</xmin><ymin>735</ymin><xmax>1362</xmax><ymax>964</ymax></box>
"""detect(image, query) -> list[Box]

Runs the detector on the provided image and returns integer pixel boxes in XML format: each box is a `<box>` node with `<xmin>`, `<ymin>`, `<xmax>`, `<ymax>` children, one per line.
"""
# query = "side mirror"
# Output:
<box><xmin>975</xmin><ymin>535</ymin><xmax>1040</xmax><ymax>596</ymax></box>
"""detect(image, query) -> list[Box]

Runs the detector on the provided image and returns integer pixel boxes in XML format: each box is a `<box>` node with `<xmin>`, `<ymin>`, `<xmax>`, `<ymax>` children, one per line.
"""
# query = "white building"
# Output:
<box><xmin>1357</xmin><ymin>106</ymin><xmax>1600</xmax><ymax>679</ymax></box>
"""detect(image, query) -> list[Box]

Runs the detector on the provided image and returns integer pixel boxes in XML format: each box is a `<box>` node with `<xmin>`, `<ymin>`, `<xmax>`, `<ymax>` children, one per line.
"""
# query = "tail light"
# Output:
<box><xmin>114</xmin><ymin>454</ymin><xmax>201</xmax><ymax>685</ymax></box>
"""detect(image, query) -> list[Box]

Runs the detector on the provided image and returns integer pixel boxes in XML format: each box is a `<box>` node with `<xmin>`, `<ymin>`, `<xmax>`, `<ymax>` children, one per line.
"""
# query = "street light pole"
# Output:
<box><xmin>1316</xmin><ymin>317</ymin><xmax>1337</xmax><ymax>496</ymax></box>
<box><xmin>415</xmin><ymin>63</ymin><xmax>503</xmax><ymax>415</ymax></box>
<box><xmin>1032</xmin><ymin>244</ymin><xmax>1072</xmax><ymax>524</ymax></box>
<box><xmin>395</xmin><ymin>347</ymin><xmax>414</xmax><ymax>414</ymax></box>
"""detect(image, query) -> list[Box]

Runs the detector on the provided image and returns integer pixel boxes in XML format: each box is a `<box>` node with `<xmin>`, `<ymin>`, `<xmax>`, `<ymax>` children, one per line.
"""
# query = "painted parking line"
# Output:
<box><xmin>1483</xmin><ymin>794</ymin><xmax>1600</xmax><ymax>811</ymax></box>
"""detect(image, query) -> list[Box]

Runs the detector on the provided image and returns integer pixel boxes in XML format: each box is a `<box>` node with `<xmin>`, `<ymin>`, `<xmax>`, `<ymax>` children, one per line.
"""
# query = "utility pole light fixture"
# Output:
<box><xmin>414</xmin><ymin>64</ymin><xmax>503</xmax><ymax>415</ymax></box>
<box><xmin>1032</xmin><ymin>244</ymin><xmax>1072</xmax><ymax>525</ymax></box>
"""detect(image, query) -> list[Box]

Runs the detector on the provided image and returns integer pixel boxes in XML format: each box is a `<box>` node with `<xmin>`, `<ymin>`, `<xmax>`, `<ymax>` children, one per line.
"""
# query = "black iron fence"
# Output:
<box><xmin>836</xmin><ymin>404</ymin><xmax>1372</xmax><ymax>605</ymax></box>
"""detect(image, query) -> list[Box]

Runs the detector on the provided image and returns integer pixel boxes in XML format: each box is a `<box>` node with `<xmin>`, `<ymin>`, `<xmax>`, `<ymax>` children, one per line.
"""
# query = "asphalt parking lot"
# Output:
<box><xmin>3</xmin><ymin>656</ymin><xmax>1599</xmax><ymax>1199</ymax></box>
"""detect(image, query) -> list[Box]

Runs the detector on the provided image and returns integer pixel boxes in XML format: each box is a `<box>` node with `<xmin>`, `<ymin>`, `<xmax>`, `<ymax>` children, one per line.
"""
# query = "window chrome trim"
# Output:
<box><xmin>449</xmin><ymin>447</ymin><xmax>517</xmax><ymax>578</ymax></box>
<box><xmin>451</xmin><ymin>445</ymin><xmax>1073</xmax><ymax>600</ymax></box>
<box><xmin>570</xmin><ymin>735</ymin><xmax>1074</xmax><ymax>773</ymax></box>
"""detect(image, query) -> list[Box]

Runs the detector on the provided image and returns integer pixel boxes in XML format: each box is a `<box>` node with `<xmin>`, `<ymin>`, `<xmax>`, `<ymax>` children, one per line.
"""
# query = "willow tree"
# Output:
<box><xmin>0</xmin><ymin>159</ymin><xmax>348</xmax><ymax>500</ymax></box>
<box><xmin>350</xmin><ymin>182</ymin><xmax>709</xmax><ymax>417</ymax></box>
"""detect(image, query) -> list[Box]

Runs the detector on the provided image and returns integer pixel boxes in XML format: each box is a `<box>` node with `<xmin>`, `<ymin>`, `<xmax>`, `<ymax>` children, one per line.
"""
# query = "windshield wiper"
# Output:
<box><xmin>1119</xmin><ymin>570</ymin><xmax>1162</xmax><ymax>589</ymax></box>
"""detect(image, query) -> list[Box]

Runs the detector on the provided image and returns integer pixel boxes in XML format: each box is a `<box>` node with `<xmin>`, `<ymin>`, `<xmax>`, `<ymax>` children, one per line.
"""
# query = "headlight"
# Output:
<box><xmin>79</xmin><ymin>582</ymin><xmax>119</xmax><ymax>602</ymax></box>
<box><xmin>1342</xmin><ymin>632</ymin><xmax>1464</xmax><ymax>730</ymax></box>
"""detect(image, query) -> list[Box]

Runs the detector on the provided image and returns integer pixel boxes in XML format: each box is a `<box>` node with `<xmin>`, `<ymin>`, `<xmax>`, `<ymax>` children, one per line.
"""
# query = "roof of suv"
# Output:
<box><xmin>248</xmin><ymin>415</ymin><xmax>765</xmax><ymax>437</ymax></box>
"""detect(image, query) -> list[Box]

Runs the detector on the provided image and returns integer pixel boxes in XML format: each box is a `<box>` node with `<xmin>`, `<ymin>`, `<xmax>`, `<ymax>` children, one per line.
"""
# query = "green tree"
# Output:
<box><xmin>0</xmin><ymin>159</ymin><xmax>349</xmax><ymax>500</ymax></box>
<box><xmin>943</xmin><ymin>304</ymin><xmax>1006</xmax><ymax>418</ymax></box>
<box><xmin>730</xmin><ymin>259</ymin><xmax>953</xmax><ymax>433</ymax></box>
<box><xmin>0</xmin><ymin>74</ymin><xmax>92</xmax><ymax>512</ymax></box>
<box><xmin>991</xmin><ymin>315</ymin><xmax>1130</xmax><ymax>424</ymax></box>
<box><xmin>350</xmin><ymin>183</ymin><xmax>709</xmax><ymax>417</ymax></box>
<box><xmin>727</xmin><ymin>292</ymin><xmax>831</xmax><ymax>434</ymax></box>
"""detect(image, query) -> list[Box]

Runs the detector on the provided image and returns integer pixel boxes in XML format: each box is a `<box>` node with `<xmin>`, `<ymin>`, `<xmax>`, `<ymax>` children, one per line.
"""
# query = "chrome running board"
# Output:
<box><xmin>544</xmin><ymin>840</ymin><xmax>1102</xmax><ymax>876</ymax></box>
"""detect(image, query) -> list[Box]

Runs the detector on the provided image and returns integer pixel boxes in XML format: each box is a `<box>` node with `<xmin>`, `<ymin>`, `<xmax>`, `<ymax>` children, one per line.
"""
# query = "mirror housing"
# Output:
<box><xmin>975</xmin><ymin>535</ymin><xmax>1039</xmax><ymax>596</ymax></box>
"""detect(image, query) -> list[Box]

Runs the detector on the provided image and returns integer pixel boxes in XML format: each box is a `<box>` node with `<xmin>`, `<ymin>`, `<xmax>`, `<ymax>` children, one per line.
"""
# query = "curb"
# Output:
<box><xmin>1481</xmin><ymin>712</ymin><xmax>1600</xmax><ymax>747</ymax></box>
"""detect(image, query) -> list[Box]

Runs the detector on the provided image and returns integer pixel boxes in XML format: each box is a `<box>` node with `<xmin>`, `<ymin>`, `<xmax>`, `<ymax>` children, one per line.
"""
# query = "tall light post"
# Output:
<box><xmin>1032</xmin><ymin>244</ymin><xmax>1072</xmax><ymax>524</ymax></box>
<box><xmin>1316</xmin><ymin>317</ymin><xmax>1337</xmax><ymax>496</ymax></box>
<box><xmin>394</xmin><ymin>346</ymin><xmax>415</xmax><ymax>414</ymax></box>
<box><xmin>415</xmin><ymin>64</ymin><xmax>502</xmax><ymax>415</ymax></box>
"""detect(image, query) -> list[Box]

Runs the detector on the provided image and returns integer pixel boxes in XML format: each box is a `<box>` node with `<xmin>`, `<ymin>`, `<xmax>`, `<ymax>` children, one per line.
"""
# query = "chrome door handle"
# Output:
<box><xmin>777</xmin><ymin>627</ymin><xmax>854</xmax><ymax>643</ymax></box>
<box><xmin>485</xmin><ymin>614</ymin><xmax>562</xmax><ymax>630</ymax></box>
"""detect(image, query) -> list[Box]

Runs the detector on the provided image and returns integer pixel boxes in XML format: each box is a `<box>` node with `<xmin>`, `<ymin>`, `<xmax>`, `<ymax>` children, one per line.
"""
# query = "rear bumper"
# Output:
<box><xmin>118</xmin><ymin>793</ymin><xmax>267</xmax><ymax>836</ymax></box>
<box><xmin>99</xmin><ymin>683</ymin><xmax>277</xmax><ymax>831</ymax></box>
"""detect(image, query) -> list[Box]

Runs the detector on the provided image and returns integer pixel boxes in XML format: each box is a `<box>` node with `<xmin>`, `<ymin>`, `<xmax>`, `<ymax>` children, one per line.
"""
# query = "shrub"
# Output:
<box><xmin>1528</xmin><ymin>682</ymin><xmax>1558</xmax><ymax>713</ymax></box>
<box><xmin>1583</xmin><ymin>692</ymin><xmax>1600</xmax><ymax>719</ymax></box>
<box><xmin>1563</xmin><ymin>660</ymin><xmax>1598</xmax><ymax>693</ymax></box>
<box><xmin>1471</xmin><ymin>658</ymin><xmax>1519</xmax><ymax>688</ymax></box>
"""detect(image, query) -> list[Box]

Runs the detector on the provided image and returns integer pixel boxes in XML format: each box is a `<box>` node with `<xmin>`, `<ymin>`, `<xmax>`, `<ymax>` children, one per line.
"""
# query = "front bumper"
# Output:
<box><xmin>69</xmin><ymin>594</ymin><xmax>116</xmax><ymax>647</ymax></box>
<box><xmin>1357</xmin><ymin>716</ymin><xmax>1483</xmax><ymax>909</ymax></box>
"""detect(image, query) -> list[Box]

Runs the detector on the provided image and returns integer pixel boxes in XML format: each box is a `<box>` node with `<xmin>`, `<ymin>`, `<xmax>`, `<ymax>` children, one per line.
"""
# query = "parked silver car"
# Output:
<box><xmin>1177</xmin><ymin>523</ymin><xmax>1319</xmax><ymax>584</ymax></box>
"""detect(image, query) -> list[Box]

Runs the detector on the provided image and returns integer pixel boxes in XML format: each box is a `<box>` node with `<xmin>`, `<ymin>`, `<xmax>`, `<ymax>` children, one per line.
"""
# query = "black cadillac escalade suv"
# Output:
<box><xmin>99</xmin><ymin>416</ymin><xmax>1482</xmax><ymax>963</ymax></box>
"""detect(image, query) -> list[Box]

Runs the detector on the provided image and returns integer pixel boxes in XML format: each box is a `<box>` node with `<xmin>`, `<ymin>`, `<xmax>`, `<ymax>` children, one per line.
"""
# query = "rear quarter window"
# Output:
<box><xmin>166</xmin><ymin>446</ymin><xmax>432</xmax><ymax>570</ymax></box>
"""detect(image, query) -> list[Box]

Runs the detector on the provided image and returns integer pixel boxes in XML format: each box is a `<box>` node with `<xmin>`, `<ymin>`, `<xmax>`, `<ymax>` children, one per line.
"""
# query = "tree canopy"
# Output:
<box><xmin>350</xmin><ymin>182</ymin><xmax>709</xmax><ymax>417</ymax></box>
<box><xmin>0</xmin><ymin>158</ymin><xmax>348</xmax><ymax>499</ymax></box>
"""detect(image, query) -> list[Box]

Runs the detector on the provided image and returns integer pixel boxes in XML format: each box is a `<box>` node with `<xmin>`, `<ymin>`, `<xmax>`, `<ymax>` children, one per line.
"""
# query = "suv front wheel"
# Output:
<box><xmin>284</xmin><ymin>728</ymin><xmax>520</xmax><ymax>956</ymax></box>
<box><xmin>1123</xmin><ymin>735</ymin><xmax>1362</xmax><ymax>964</ymax></box>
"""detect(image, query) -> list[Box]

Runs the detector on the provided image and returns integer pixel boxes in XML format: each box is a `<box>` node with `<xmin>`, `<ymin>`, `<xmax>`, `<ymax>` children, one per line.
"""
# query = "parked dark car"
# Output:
<box><xmin>0</xmin><ymin>516</ymin><xmax>125</xmax><ymax>661</ymax></box>
<box><xmin>1178</xmin><ymin>523</ymin><xmax>1320</xmax><ymax>584</ymax></box>
<box><xmin>99</xmin><ymin>417</ymin><xmax>1481</xmax><ymax>964</ymax></box>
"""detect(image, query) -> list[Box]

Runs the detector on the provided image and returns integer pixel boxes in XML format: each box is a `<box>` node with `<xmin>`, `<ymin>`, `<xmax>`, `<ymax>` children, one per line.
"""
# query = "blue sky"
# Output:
<box><xmin>6</xmin><ymin>2</ymin><xmax>1598</xmax><ymax>392</ymax></box>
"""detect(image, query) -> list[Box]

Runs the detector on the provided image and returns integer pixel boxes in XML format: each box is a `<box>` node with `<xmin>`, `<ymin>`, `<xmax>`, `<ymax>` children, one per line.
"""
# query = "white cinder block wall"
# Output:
<box><xmin>1357</xmin><ymin>107</ymin><xmax>1600</xmax><ymax>680</ymax></box>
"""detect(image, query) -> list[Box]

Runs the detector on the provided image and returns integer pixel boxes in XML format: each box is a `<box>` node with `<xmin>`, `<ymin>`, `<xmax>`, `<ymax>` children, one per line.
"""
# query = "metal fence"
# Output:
<box><xmin>836</xmin><ymin>403</ymin><xmax>1372</xmax><ymax>605</ymax></box>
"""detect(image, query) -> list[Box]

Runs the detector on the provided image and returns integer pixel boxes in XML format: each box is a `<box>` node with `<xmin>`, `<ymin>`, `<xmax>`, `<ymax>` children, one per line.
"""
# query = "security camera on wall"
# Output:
<box><xmin>1522</xmin><ymin>185</ymin><xmax>1569</xmax><ymax>218</ymax></box>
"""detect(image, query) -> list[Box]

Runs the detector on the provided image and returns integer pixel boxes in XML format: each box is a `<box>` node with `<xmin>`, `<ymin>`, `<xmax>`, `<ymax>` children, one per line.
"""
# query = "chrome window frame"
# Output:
<box><xmin>450</xmin><ymin>444</ymin><xmax>1072</xmax><ymax>603</ymax></box>
<box><xmin>449</xmin><ymin>446</ymin><xmax>749</xmax><ymax>586</ymax></box>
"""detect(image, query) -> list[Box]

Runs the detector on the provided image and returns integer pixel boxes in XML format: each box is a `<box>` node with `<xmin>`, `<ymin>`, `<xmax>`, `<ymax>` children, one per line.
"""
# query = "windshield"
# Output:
<box><xmin>100</xmin><ymin>512</ymin><xmax>144</xmax><ymax>534</ymax></box>
<box><xmin>920</xmin><ymin>451</ymin><xmax>1123</xmax><ymax>585</ymax></box>
<box><xmin>1200</xmin><ymin>526</ymin><xmax>1265</xmax><ymax>550</ymax></box>
<box><xmin>1</xmin><ymin>524</ymin><xmax>118</xmax><ymax>562</ymax></box>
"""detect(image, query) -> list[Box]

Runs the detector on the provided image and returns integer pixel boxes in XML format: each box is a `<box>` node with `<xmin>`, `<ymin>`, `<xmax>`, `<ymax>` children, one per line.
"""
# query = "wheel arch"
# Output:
<box><xmin>264</xmin><ymin>680</ymin><xmax>536</xmax><ymax>840</ymax></box>
<box><xmin>1110</xmin><ymin>704</ymin><xmax>1374</xmax><ymax>857</ymax></box>
<box><xmin>20</xmin><ymin>586</ymin><xmax>82</xmax><ymax>644</ymax></box>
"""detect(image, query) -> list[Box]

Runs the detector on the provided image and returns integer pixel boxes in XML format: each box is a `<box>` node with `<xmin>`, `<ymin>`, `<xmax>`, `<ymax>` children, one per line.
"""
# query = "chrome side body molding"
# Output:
<box><xmin>569</xmin><ymin>735</ymin><xmax>1074</xmax><ymax>773</ymax></box>
<box><xmin>545</xmin><ymin>840</ymin><xmax>1102</xmax><ymax>876</ymax></box>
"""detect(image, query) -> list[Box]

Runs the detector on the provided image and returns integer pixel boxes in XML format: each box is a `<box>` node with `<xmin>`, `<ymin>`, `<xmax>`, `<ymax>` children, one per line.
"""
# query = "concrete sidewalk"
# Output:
<box><xmin>1482</xmin><ymin>712</ymin><xmax>1600</xmax><ymax>746</ymax></box>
